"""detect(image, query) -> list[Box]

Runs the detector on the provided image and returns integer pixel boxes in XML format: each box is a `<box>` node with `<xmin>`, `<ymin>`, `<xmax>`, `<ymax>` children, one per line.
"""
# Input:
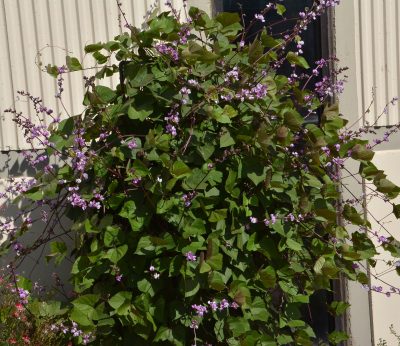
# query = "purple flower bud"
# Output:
<box><xmin>250</xmin><ymin>216</ymin><xmax>258</xmax><ymax>224</ymax></box>
<box><xmin>185</xmin><ymin>251</ymin><xmax>197</xmax><ymax>262</ymax></box>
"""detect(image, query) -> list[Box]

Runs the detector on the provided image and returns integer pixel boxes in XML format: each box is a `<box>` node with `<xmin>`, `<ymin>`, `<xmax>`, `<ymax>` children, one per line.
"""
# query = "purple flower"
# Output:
<box><xmin>250</xmin><ymin>217</ymin><xmax>258</xmax><ymax>224</ymax></box>
<box><xmin>128</xmin><ymin>139</ymin><xmax>138</xmax><ymax>149</ymax></box>
<box><xmin>270</xmin><ymin>214</ymin><xmax>277</xmax><ymax>224</ymax></box>
<box><xmin>89</xmin><ymin>200</ymin><xmax>101</xmax><ymax>209</ymax></box>
<box><xmin>185</xmin><ymin>251</ymin><xmax>197</xmax><ymax>262</ymax></box>
<box><xmin>231</xmin><ymin>302</ymin><xmax>239</xmax><ymax>309</ymax></box>
<box><xmin>190</xmin><ymin>320</ymin><xmax>199</xmax><ymax>329</ymax></box>
<box><xmin>187</xmin><ymin>79</ymin><xmax>199</xmax><ymax>87</ymax></box>
<box><xmin>219</xmin><ymin>299</ymin><xmax>230</xmax><ymax>310</ymax></box>
<box><xmin>60</xmin><ymin>323</ymin><xmax>69</xmax><ymax>334</ymax></box>
<box><xmin>208</xmin><ymin>300</ymin><xmax>218</xmax><ymax>311</ymax></box>
<box><xmin>378</xmin><ymin>235</ymin><xmax>388</xmax><ymax>244</ymax></box>
<box><xmin>180</xmin><ymin>87</ymin><xmax>191</xmax><ymax>96</ymax></box>
<box><xmin>254</xmin><ymin>13</ymin><xmax>265</xmax><ymax>22</ymax></box>
<box><xmin>132</xmin><ymin>177</ymin><xmax>142</xmax><ymax>186</ymax></box>
<box><xmin>166</xmin><ymin>124</ymin><xmax>177</xmax><ymax>137</ymax></box>
<box><xmin>13</xmin><ymin>242</ymin><xmax>23</xmax><ymax>256</ymax></box>
<box><xmin>251</xmin><ymin>83</ymin><xmax>267</xmax><ymax>99</ymax></box>
<box><xmin>82</xmin><ymin>333</ymin><xmax>92</xmax><ymax>345</ymax></box>
<box><xmin>17</xmin><ymin>288</ymin><xmax>29</xmax><ymax>304</ymax></box>
<box><xmin>71</xmin><ymin>321</ymin><xmax>82</xmax><ymax>337</ymax></box>
<box><xmin>155</xmin><ymin>43</ymin><xmax>179</xmax><ymax>61</ymax></box>
<box><xmin>115</xmin><ymin>274</ymin><xmax>123</xmax><ymax>282</ymax></box>
<box><xmin>225</xmin><ymin>67</ymin><xmax>239</xmax><ymax>83</ymax></box>
<box><xmin>67</xmin><ymin>193</ymin><xmax>87</xmax><ymax>210</ymax></box>
<box><xmin>192</xmin><ymin>304</ymin><xmax>207</xmax><ymax>317</ymax></box>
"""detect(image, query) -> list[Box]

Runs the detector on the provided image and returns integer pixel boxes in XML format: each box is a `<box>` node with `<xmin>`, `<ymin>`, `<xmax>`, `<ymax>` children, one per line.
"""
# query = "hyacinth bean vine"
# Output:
<box><xmin>2</xmin><ymin>0</ymin><xmax>400</xmax><ymax>345</ymax></box>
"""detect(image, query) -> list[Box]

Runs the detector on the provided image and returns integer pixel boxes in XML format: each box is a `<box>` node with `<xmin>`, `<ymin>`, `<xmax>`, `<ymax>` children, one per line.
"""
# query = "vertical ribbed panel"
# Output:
<box><xmin>354</xmin><ymin>0</ymin><xmax>400</xmax><ymax>126</ymax></box>
<box><xmin>0</xmin><ymin>0</ymin><xmax>183</xmax><ymax>150</ymax></box>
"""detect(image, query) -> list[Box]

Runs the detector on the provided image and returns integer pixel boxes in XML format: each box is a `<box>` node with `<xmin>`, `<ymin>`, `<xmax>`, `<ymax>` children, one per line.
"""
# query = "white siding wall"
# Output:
<box><xmin>0</xmin><ymin>0</ymin><xmax>183</xmax><ymax>150</ymax></box>
<box><xmin>343</xmin><ymin>0</ymin><xmax>400</xmax><ymax>127</ymax></box>
<box><xmin>336</xmin><ymin>1</ymin><xmax>400</xmax><ymax>345</ymax></box>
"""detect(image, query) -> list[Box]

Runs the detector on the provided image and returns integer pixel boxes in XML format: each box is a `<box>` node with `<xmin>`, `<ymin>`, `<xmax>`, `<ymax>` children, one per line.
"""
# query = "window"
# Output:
<box><xmin>223</xmin><ymin>0</ymin><xmax>325</xmax><ymax>125</ymax></box>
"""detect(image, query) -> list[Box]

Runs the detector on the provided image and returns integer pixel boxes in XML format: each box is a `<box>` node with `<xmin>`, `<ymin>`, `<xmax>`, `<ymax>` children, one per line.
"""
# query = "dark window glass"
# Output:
<box><xmin>223</xmin><ymin>1</ymin><xmax>321</xmax><ymax>66</ymax></box>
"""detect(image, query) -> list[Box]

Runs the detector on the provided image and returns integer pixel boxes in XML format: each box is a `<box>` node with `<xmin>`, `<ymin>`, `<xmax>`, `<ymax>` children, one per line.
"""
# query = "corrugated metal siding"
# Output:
<box><xmin>354</xmin><ymin>0</ymin><xmax>400</xmax><ymax>126</ymax></box>
<box><xmin>0</xmin><ymin>0</ymin><xmax>183</xmax><ymax>150</ymax></box>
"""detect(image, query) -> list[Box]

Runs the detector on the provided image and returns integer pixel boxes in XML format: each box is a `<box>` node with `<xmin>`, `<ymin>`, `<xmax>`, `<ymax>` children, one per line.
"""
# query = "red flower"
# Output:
<box><xmin>8</xmin><ymin>338</ymin><xmax>17</xmax><ymax>344</ymax></box>
<box><xmin>22</xmin><ymin>335</ymin><xmax>31</xmax><ymax>344</ymax></box>
<box><xmin>15</xmin><ymin>303</ymin><xmax>24</xmax><ymax>311</ymax></box>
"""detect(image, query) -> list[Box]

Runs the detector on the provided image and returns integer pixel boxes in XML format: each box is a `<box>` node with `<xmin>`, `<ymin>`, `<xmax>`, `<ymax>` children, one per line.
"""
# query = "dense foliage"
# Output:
<box><xmin>2</xmin><ymin>1</ymin><xmax>400</xmax><ymax>345</ymax></box>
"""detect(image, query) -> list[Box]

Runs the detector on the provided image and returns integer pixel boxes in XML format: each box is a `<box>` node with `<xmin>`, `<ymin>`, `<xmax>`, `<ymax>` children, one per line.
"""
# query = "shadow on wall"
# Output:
<box><xmin>0</xmin><ymin>151</ymin><xmax>73</xmax><ymax>299</ymax></box>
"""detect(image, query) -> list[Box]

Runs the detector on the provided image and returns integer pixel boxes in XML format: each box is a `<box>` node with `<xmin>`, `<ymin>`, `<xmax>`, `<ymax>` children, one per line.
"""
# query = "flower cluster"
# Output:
<box><xmin>155</xmin><ymin>42</ymin><xmax>179</xmax><ymax>61</ymax></box>
<box><xmin>192</xmin><ymin>299</ymin><xmax>239</xmax><ymax>317</ymax></box>
<box><xmin>50</xmin><ymin>321</ymin><xmax>93</xmax><ymax>345</ymax></box>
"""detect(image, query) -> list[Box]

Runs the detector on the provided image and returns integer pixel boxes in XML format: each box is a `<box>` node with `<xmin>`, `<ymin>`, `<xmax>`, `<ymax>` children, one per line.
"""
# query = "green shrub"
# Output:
<box><xmin>2</xmin><ymin>1</ymin><xmax>400</xmax><ymax>345</ymax></box>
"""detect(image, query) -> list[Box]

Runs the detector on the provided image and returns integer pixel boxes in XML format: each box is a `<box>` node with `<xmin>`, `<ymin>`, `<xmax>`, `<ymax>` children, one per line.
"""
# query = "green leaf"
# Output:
<box><xmin>276</xmin><ymin>4</ymin><xmax>286</xmax><ymax>15</ymax></box>
<box><xmin>105</xmin><ymin>245</ymin><xmax>128</xmax><ymax>263</ymax></box>
<box><xmin>228</xmin><ymin>317</ymin><xmax>250</xmax><ymax>337</ymax></box>
<box><xmin>343</xmin><ymin>204</ymin><xmax>366</xmax><ymax>226</ymax></box>
<box><xmin>283</xmin><ymin>109</ymin><xmax>303</xmax><ymax>131</ymax></box>
<box><xmin>286</xmin><ymin>238</ymin><xmax>303</xmax><ymax>252</ymax></box>
<box><xmin>220</xmin><ymin>131</ymin><xmax>235</xmax><ymax>148</ymax></box>
<box><xmin>329</xmin><ymin>301</ymin><xmax>350</xmax><ymax>316</ymax></box>
<box><xmin>249</xmin><ymin>39</ymin><xmax>263</xmax><ymax>64</ymax></box>
<box><xmin>66</xmin><ymin>56</ymin><xmax>82</xmax><ymax>71</ymax></box>
<box><xmin>351</xmin><ymin>144</ymin><xmax>374</xmax><ymax>161</ymax></box>
<box><xmin>128</xmin><ymin>105</ymin><xmax>153</xmax><ymax>121</ymax></box>
<box><xmin>209</xmin><ymin>209</ymin><xmax>227</xmax><ymax>222</ymax></box>
<box><xmin>207</xmin><ymin>253</ymin><xmax>223</xmax><ymax>271</ymax></box>
<box><xmin>243</xmin><ymin>159</ymin><xmax>267</xmax><ymax>186</ymax></box>
<box><xmin>214</xmin><ymin>320</ymin><xmax>225</xmax><ymax>342</ymax></box>
<box><xmin>313</xmin><ymin>256</ymin><xmax>325</xmax><ymax>274</ymax></box>
<box><xmin>95</xmin><ymin>85</ymin><xmax>116</xmax><ymax>103</ymax></box>
<box><xmin>46</xmin><ymin>241</ymin><xmax>67</xmax><ymax>265</ymax></box>
<box><xmin>286</xmin><ymin>51</ymin><xmax>309</xmax><ymax>69</ymax></box>
<box><xmin>125</xmin><ymin>64</ymin><xmax>154</xmax><ymax>87</ymax></box>
<box><xmin>183</xmin><ymin>218</ymin><xmax>206</xmax><ymax>238</ymax></box>
<box><xmin>200</xmin><ymin>261</ymin><xmax>212</xmax><ymax>273</ymax></box>
<box><xmin>182</xmin><ymin>41</ymin><xmax>219</xmax><ymax>63</ymax></box>
<box><xmin>184</xmin><ymin>279</ymin><xmax>200</xmax><ymax>298</ymax></box>
<box><xmin>104</xmin><ymin>226</ymin><xmax>121</xmax><ymax>247</ymax></box>
<box><xmin>198</xmin><ymin>144</ymin><xmax>215</xmax><ymax>161</ymax></box>
<box><xmin>71</xmin><ymin>294</ymin><xmax>99</xmax><ymax>326</ymax></box>
<box><xmin>394</xmin><ymin>204</ymin><xmax>400</xmax><ymax>219</ymax></box>
<box><xmin>119</xmin><ymin>201</ymin><xmax>136</xmax><ymax>219</ymax></box>
<box><xmin>248</xmin><ymin>297</ymin><xmax>269</xmax><ymax>322</ymax></box>
<box><xmin>259</xmin><ymin>266</ymin><xmax>276</xmax><ymax>288</ymax></box>
<box><xmin>154</xmin><ymin>327</ymin><xmax>174</xmax><ymax>342</ymax></box>
<box><xmin>85</xmin><ymin>43</ymin><xmax>103</xmax><ymax>53</ymax></box>
<box><xmin>328</xmin><ymin>331</ymin><xmax>349</xmax><ymax>344</ymax></box>
<box><xmin>172</xmin><ymin>160</ymin><xmax>192</xmax><ymax>178</ymax></box>
<box><xmin>108</xmin><ymin>291</ymin><xmax>132</xmax><ymax>316</ymax></box>
<box><xmin>215</xmin><ymin>12</ymin><xmax>240</xmax><ymax>27</ymax></box>
<box><xmin>208</xmin><ymin>271</ymin><xmax>226</xmax><ymax>291</ymax></box>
